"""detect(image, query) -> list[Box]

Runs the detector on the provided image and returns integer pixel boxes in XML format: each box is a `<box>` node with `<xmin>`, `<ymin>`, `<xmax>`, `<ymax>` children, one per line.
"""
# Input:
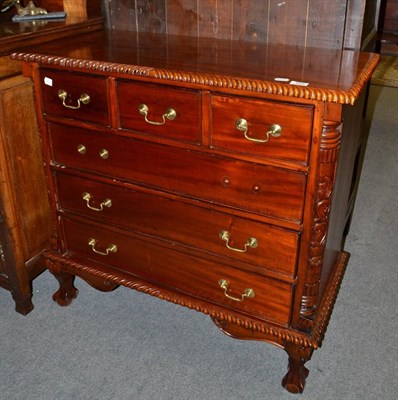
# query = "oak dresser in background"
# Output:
<box><xmin>0</xmin><ymin>0</ymin><xmax>103</xmax><ymax>314</ymax></box>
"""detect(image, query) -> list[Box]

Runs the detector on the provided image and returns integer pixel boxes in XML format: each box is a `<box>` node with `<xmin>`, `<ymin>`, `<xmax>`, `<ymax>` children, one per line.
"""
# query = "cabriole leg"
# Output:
<box><xmin>51</xmin><ymin>270</ymin><xmax>78</xmax><ymax>306</ymax></box>
<box><xmin>282</xmin><ymin>344</ymin><xmax>313</xmax><ymax>394</ymax></box>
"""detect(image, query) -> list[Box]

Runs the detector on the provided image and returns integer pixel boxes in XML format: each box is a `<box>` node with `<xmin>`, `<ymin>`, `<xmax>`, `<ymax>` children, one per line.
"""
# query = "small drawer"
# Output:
<box><xmin>117</xmin><ymin>80</ymin><xmax>201</xmax><ymax>144</ymax></box>
<box><xmin>55</xmin><ymin>172</ymin><xmax>299</xmax><ymax>277</ymax></box>
<box><xmin>49</xmin><ymin>123</ymin><xmax>306</xmax><ymax>222</ymax></box>
<box><xmin>40</xmin><ymin>69</ymin><xmax>110</xmax><ymax>126</ymax></box>
<box><xmin>62</xmin><ymin>217</ymin><xmax>293</xmax><ymax>325</ymax></box>
<box><xmin>211</xmin><ymin>95</ymin><xmax>314</xmax><ymax>164</ymax></box>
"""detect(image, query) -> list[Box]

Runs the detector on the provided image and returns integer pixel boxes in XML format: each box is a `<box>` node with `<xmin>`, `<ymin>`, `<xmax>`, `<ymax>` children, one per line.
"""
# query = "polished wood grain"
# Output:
<box><xmin>0</xmin><ymin>17</ymin><xmax>103</xmax><ymax>57</ymax></box>
<box><xmin>12</xmin><ymin>30</ymin><xmax>380</xmax><ymax>105</ymax></box>
<box><xmin>211</xmin><ymin>95</ymin><xmax>314</xmax><ymax>164</ymax></box>
<box><xmin>17</xmin><ymin>7</ymin><xmax>378</xmax><ymax>391</ymax></box>
<box><xmin>0</xmin><ymin>74</ymin><xmax>51</xmax><ymax>314</ymax></box>
<box><xmin>0</xmin><ymin>56</ymin><xmax>21</xmax><ymax>78</ymax></box>
<box><xmin>61</xmin><ymin>215</ymin><xmax>294</xmax><ymax>325</ymax></box>
<box><xmin>48</xmin><ymin>122</ymin><xmax>307</xmax><ymax>222</ymax></box>
<box><xmin>117</xmin><ymin>80</ymin><xmax>201</xmax><ymax>143</ymax></box>
<box><xmin>54</xmin><ymin>171</ymin><xmax>299</xmax><ymax>278</ymax></box>
<box><xmin>41</xmin><ymin>69</ymin><xmax>110</xmax><ymax>126</ymax></box>
<box><xmin>0</xmin><ymin>0</ymin><xmax>104</xmax><ymax>313</ymax></box>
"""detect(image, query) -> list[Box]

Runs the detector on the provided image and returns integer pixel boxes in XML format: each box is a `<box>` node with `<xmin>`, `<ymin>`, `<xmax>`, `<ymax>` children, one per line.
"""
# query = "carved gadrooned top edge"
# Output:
<box><xmin>44</xmin><ymin>250</ymin><xmax>318</xmax><ymax>349</ymax></box>
<box><xmin>11</xmin><ymin>52</ymin><xmax>380</xmax><ymax>105</ymax></box>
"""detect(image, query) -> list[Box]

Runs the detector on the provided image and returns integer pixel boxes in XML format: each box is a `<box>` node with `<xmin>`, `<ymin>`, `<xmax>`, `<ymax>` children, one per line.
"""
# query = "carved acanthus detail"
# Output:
<box><xmin>300</xmin><ymin>120</ymin><xmax>342</xmax><ymax>320</ymax></box>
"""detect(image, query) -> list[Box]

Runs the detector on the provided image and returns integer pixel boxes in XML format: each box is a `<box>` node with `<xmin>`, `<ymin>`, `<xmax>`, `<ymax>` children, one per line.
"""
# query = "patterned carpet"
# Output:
<box><xmin>371</xmin><ymin>55</ymin><xmax>398</xmax><ymax>88</ymax></box>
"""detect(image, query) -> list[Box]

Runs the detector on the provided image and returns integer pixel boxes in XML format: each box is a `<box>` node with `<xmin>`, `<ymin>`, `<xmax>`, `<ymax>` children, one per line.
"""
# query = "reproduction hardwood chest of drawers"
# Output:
<box><xmin>13</xmin><ymin>30</ymin><xmax>379</xmax><ymax>393</ymax></box>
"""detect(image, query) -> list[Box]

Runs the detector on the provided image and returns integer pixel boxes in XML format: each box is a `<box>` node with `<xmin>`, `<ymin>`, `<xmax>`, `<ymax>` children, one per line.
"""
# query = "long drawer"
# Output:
<box><xmin>48</xmin><ymin>123</ymin><xmax>306</xmax><ymax>222</ymax></box>
<box><xmin>61</xmin><ymin>216</ymin><xmax>293</xmax><ymax>326</ymax></box>
<box><xmin>55</xmin><ymin>172</ymin><xmax>299</xmax><ymax>277</ymax></box>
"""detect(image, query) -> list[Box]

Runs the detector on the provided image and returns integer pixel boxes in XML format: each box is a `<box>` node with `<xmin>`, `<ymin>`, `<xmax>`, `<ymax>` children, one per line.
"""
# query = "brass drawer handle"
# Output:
<box><xmin>82</xmin><ymin>192</ymin><xmax>112</xmax><ymax>211</ymax></box>
<box><xmin>138</xmin><ymin>103</ymin><xmax>177</xmax><ymax>126</ymax></box>
<box><xmin>219</xmin><ymin>230</ymin><xmax>258</xmax><ymax>253</ymax></box>
<box><xmin>58</xmin><ymin>89</ymin><xmax>90</xmax><ymax>110</ymax></box>
<box><xmin>218</xmin><ymin>279</ymin><xmax>255</xmax><ymax>302</ymax></box>
<box><xmin>88</xmin><ymin>238</ymin><xmax>117</xmax><ymax>256</ymax></box>
<box><xmin>235</xmin><ymin>118</ymin><xmax>282</xmax><ymax>143</ymax></box>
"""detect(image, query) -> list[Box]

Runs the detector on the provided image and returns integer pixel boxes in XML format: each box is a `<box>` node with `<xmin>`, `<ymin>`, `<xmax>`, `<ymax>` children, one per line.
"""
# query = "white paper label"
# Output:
<box><xmin>289</xmin><ymin>80</ymin><xmax>309</xmax><ymax>86</ymax></box>
<box><xmin>44</xmin><ymin>77</ymin><xmax>53</xmax><ymax>86</ymax></box>
<box><xmin>274</xmin><ymin>77</ymin><xmax>290</xmax><ymax>82</ymax></box>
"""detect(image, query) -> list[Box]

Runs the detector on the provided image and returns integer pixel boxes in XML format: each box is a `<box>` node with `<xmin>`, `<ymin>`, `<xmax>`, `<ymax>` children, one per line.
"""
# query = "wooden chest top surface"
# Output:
<box><xmin>12</xmin><ymin>29</ymin><xmax>379</xmax><ymax>104</ymax></box>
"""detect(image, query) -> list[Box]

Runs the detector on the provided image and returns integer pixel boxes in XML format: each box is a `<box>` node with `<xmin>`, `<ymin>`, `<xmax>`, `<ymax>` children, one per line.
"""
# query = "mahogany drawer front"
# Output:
<box><xmin>117</xmin><ymin>81</ymin><xmax>201</xmax><ymax>143</ymax></box>
<box><xmin>40</xmin><ymin>69</ymin><xmax>110</xmax><ymax>126</ymax></box>
<box><xmin>211</xmin><ymin>95</ymin><xmax>314</xmax><ymax>163</ymax></box>
<box><xmin>55</xmin><ymin>172</ymin><xmax>299</xmax><ymax>277</ymax></box>
<box><xmin>62</xmin><ymin>217</ymin><xmax>293</xmax><ymax>325</ymax></box>
<box><xmin>49</xmin><ymin>123</ymin><xmax>306</xmax><ymax>222</ymax></box>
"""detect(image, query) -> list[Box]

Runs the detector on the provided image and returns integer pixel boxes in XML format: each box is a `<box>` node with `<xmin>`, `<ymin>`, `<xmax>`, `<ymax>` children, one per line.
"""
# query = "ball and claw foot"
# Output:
<box><xmin>281</xmin><ymin>358</ymin><xmax>310</xmax><ymax>394</ymax></box>
<box><xmin>52</xmin><ymin>285</ymin><xmax>78</xmax><ymax>306</ymax></box>
<box><xmin>51</xmin><ymin>271</ymin><xmax>78</xmax><ymax>306</ymax></box>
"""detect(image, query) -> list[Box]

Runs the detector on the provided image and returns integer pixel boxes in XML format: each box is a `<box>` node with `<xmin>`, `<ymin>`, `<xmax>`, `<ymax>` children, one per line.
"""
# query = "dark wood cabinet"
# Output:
<box><xmin>13</xmin><ymin>22</ymin><xmax>378</xmax><ymax>392</ymax></box>
<box><xmin>0</xmin><ymin>71</ymin><xmax>51</xmax><ymax>314</ymax></box>
<box><xmin>378</xmin><ymin>0</ymin><xmax>398</xmax><ymax>54</ymax></box>
<box><xmin>0</xmin><ymin>0</ymin><xmax>103</xmax><ymax>314</ymax></box>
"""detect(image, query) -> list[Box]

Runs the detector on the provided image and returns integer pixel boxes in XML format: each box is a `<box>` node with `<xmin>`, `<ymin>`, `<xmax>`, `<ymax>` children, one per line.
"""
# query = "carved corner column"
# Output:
<box><xmin>299</xmin><ymin>120</ymin><xmax>342</xmax><ymax>324</ymax></box>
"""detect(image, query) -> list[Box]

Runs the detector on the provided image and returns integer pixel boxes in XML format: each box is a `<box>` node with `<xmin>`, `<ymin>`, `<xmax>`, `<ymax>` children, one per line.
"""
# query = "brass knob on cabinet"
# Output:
<box><xmin>235</xmin><ymin>118</ymin><xmax>282</xmax><ymax>143</ymax></box>
<box><xmin>99</xmin><ymin>149</ymin><xmax>109</xmax><ymax>159</ymax></box>
<box><xmin>138</xmin><ymin>103</ymin><xmax>177</xmax><ymax>125</ymax></box>
<box><xmin>58</xmin><ymin>89</ymin><xmax>90</xmax><ymax>110</ymax></box>
<box><xmin>218</xmin><ymin>279</ymin><xmax>255</xmax><ymax>302</ymax></box>
<box><xmin>77</xmin><ymin>144</ymin><xmax>87</xmax><ymax>154</ymax></box>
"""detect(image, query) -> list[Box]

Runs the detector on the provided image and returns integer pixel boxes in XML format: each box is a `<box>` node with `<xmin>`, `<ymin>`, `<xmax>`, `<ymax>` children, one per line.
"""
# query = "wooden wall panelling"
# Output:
<box><xmin>197</xmin><ymin>0</ymin><xmax>233</xmax><ymax>39</ymax></box>
<box><xmin>267</xmin><ymin>0</ymin><xmax>308</xmax><ymax>46</ymax></box>
<box><xmin>232</xmin><ymin>0</ymin><xmax>268</xmax><ymax>42</ymax></box>
<box><xmin>166</xmin><ymin>0</ymin><xmax>196</xmax><ymax>36</ymax></box>
<box><xmin>305</xmin><ymin>0</ymin><xmax>348</xmax><ymax>48</ymax></box>
<box><xmin>135</xmin><ymin>0</ymin><xmax>166</xmax><ymax>34</ymax></box>
<box><xmin>384</xmin><ymin>0</ymin><xmax>398</xmax><ymax>31</ymax></box>
<box><xmin>344</xmin><ymin>0</ymin><xmax>368</xmax><ymax>50</ymax></box>
<box><xmin>56</xmin><ymin>0</ymin><xmax>370</xmax><ymax>34</ymax></box>
<box><xmin>105</xmin><ymin>0</ymin><xmax>367</xmax><ymax>49</ymax></box>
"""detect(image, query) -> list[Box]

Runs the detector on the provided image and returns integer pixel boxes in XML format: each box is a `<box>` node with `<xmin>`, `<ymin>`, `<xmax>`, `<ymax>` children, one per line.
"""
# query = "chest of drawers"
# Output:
<box><xmin>13</xmin><ymin>30</ymin><xmax>379</xmax><ymax>393</ymax></box>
